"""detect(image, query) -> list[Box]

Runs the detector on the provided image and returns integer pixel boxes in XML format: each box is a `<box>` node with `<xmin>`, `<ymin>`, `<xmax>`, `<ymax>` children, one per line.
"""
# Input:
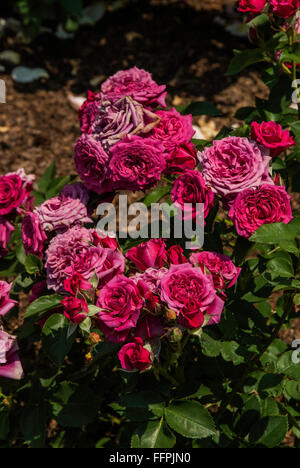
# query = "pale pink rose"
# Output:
<box><xmin>0</xmin><ymin>331</ymin><xmax>23</xmax><ymax>380</ymax></box>
<box><xmin>0</xmin><ymin>281</ymin><xmax>17</xmax><ymax>317</ymax></box>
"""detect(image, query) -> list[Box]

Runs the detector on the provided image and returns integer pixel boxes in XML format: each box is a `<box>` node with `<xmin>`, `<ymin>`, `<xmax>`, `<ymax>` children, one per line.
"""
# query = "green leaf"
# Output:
<box><xmin>25</xmin><ymin>294</ymin><xmax>63</xmax><ymax>320</ymax></box>
<box><xmin>38</xmin><ymin>161</ymin><xmax>56</xmax><ymax>193</ymax></box>
<box><xmin>16</xmin><ymin>243</ymin><xmax>26</xmax><ymax>265</ymax></box>
<box><xmin>79</xmin><ymin>317</ymin><xmax>91</xmax><ymax>334</ymax></box>
<box><xmin>227</xmin><ymin>48</ymin><xmax>266</xmax><ymax>76</ymax></box>
<box><xmin>24</xmin><ymin>254</ymin><xmax>43</xmax><ymax>275</ymax></box>
<box><xmin>250</xmin><ymin>222</ymin><xmax>299</xmax><ymax>244</ymax></box>
<box><xmin>46</xmin><ymin>175</ymin><xmax>72</xmax><ymax>199</ymax></box>
<box><xmin>277</xmin><ymin>352</ymin><xmax>300</xmax><ymax>379</ymax></box>
<box><xmin>249</xmin><ymin>415</ymin><xmax>288</xmax><ymax>448</ymax></box>
<box><xmin>221</xmin><ymin>341</ymin><xmax>245</xmax><ymax>365</ymax></box>
<box><xmin>284</xmin><ymin>380</ymin><xmax>300</xmax><ymax>400</ymax></box>
<box><xmin>20</xmin><ymin>405</ymin><xmax>47</xmax><ymax>448</ymax></box>
<box><xmin>132</xmin><ymin>419</ymin><xmax>176</xmax><ymax>448</ymax></box>
<box><xmin>200</xmin><ymin>331</ymin><xmax>222</xmax><ymax>357</ymax></box>
<box><xmin>294</xmin><ymin>294</ymin><xmax>300</xmax><ymax>305</ymax></box>
<box><xmin>54</xmin><ymin>387</ymin><xmax>100</xmax><ymax>428</ymax></box>
<box><xmin>176</xmin><ymin>101</ymin><xmax>221</xmax><ymax>117</ymax></box>
<box><xmin>164</xmin><ymin>400</ymin><xmax>216</xmax><ymax>439</ymax></box>
<box><xmin>143</xmin><ymin>185</ymin><xmax>171</xmax><ymax>207</ymax></box>
<box><xmin>267</xmin><ymin>251</ymin><xmax>294</xmax><ymax>279</ymax></box>
<box><xmin>42</xmin><ymin>314</ymin><xmax>75</xmax><ymax>366</ymax></box>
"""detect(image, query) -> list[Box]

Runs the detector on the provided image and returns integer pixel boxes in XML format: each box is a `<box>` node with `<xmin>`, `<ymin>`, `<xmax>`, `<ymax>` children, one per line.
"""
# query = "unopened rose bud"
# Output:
<box><xmin>88</xmin><ymin>332</ymin><xmax>101</xmax><ymax>345</ymax></box>
<box><xmin>165</xmin><ymin>308</ymin><xmax>177</xmax><ymax>321</ymax></box>
<box><xmin>85</xmin><ymin>352</ymin><xmax>93</xmax><ymax>362</ymax></box>
<box><xmin>169</xmin><ymin>327</ymin><xmax>183</xmax><ymax>343</ymax></box>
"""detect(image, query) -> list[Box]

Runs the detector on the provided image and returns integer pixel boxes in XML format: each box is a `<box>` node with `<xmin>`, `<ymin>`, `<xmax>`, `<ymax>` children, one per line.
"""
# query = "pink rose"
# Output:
<box><xmin>35</xmin><ymin>195</ymin><xmax>92</xmax><ymax>232</ymax></box>
<box><xmin>126</xmin><ymin>238</ymin><xmax>168</xmax><ymax>271</ymax></box>
<box><xmin>109</xmin><ymin>135</ymin><xmax>166</xmax><ymax>191</ymax></box>
<box><xmin>74</xmin><ymin>134</ymin><xmax>111</xmax><ymax>196</ymax></box>
<box><xmin>0</xmin><ymin>331</ymin><xmax>24</xmax><ymax>380</ymax></box>
<box><xmin>22</xmin><ymin>212</ymin><xmax>47</xmax><ymax>258</ymax></box>
<box><xmin>0</xmin><ymin>217</ymin><xmax>14</xmax><ymax>257</ymax></box>
<box><xmin>45</xmin><ymin>226</ymin><xmax>122</xmax><ymax>292</ymax></box>
<box><xmin>250</xmin><ymin>121</ymin><xmax>295</xmax><ymax>157</ymax></box>
<box><xmin>69</xmin><ymin>247</ymin><xmax>125</xmax><ymax>287</ymax></box>
<box><xmin>171</xmin><ymin>170</ymin><xmax>214</xmax><ymax>220</ymax></box>
<box><xmin>160</xmin><ymin>263</ymin><xmax>224</xmax><ymax>327</ymax></box>
<box><xmin>92</xmin><ymin>96</ymin><xmax>160</xmax><ymax>151</ymax></box>
<box><xmin>64</xmin><ymin>272</ymin><xmax>93</xmax><ymax>296</ymax></box>
<box><xmin>198</xmin><ymin>137</ymin><xmax>272</xmax><ymax>205</ymax></box>
<box><xmin>165</xmin><ymin>143</ymin><xmax>197</xmax><ymax>175</ymax></box>
<box><xmin>118</xmin><ymin>337</ymin><xmax>152</xmax><ymax>372</ymax></box>
<box><xmin>101</xmin><ymin>67</ymin><xmax>166</xmax><ymax>108</ymax></box>
<box><xmin>135</xmin><ymin>315</ymin><xmax>165</xmax><ymax>341</ymax></box>
<box><xmin>229</xmin><ymin>184</ymin><xmax>293</xmax><ymax>238</ymax></box>
<box><xmin>270</xmin><ymin>0</ymin><xmax>300</xmax><ymax>18</ymax></box>
<box><xmin>189</xmin><ymin>251</ymin><xmax>241</xmax><ymax>290</ymax></box>
<box><xmin>61</xmin><ymin>296</ymin><xmax>89</xmax><ymax>324</ymax></box>
<box><xmin>79</xmin><ymin>90</ymin><xmax>101</xmax><ymax>134</ymax></box>
<box><xmin>238</xmin><ymin>0</ymin><xmax>266</xmax><ymax>15</ymax></box>
<box><xmin>150</xmin><ymin>108</ymin><xmax>195</xmax><ymax>154</ymax></box>
<box><xmin>133</xmin><ymin>267</ymin><xmax>169</xmax><ymax>291</ymax></box>
<box><xmin>0</xmin><ymin>281</ymin><xmax>17</xmax><ymax>317</ymax></box>
<box><xmin>96</xmin><ymin>275</ymin><xmax>143</xmax><ymax>343</ymax></box>
<box><xmin>168</xmin><ymin>245</ymin><xmax>188</xmax><ymax>265</ymax></box>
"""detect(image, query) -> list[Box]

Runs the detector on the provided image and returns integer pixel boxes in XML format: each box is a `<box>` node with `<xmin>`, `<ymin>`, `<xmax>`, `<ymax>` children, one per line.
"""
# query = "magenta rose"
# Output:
<box><xmin>238</xmin><ymin>0</ymin><xmax>266</xmax><ymax>14</ymax></box>
<box><xmin>160</xmin><ymin>263</ymin><xmax>224</xmax><ymax>327</ymax></box>
<box><xmin>135</xmin><ymin>315</ymin><xmax>165</xmax><ymax>341</ymax></box>
<box><xmin>22</xmin><ymin>212</ymin><xmax>47</xmax><ymax>258</ymax></box>
<box><xmin>229</xmin><ymin>184</ymin><xmax>293</xmax><ymax>238</ymax></box>
<box><xmin>171</xmin><ymin>170</ymin><xmax>214</xmax><ymax>220</ymax></box>
<box><xmin>165</xmin><ymin>143</ymin><xmax>197</xmax><ymax>175</ymax></box>
<box><xmin>0</xmin><ymin>281</ymin><xmax>17</xmax><ymax>317</ymax></box>
<box><xmin>79</xmin><ymin>90</ymin><xmax>101</xmax><ymax>134</ymax></box>
<box><xmin>250</xmin><ymin>121</ymin><xmax>295</xmax><ymax>157</ymax></box>
<box><xmin>74</xmin><ymin>134</ymin><xmax>111</xmax><ymax>195</ymax></box>
<box><xmin>126</xmin><ymin>238</ymin><xmax>168</xmax><ymax>271</ymax></box>
<box><xmin>0</xmin><ymin>217</ymin><xmax>14</xmax><ymax>257</ymax></box>
<box><xmin>64</xmin><ymin>272</ymin><xmax>93</xmax><ymax>296</ymax></box>
<box><xmin>35</xmin><ymin>195</ymin><xmax>92</xmax><ymax>233</ymax></box>
<box><xmin>0</xmin><ymin>173</ymin><xmax>27</xmax><ymax>216</ymax></box>
<box><xmin>168</xmin><ymin>245</ymin><xmax>188</xmax><ymax>265</ymax></box>
<box><xmin>92</xmin><ymin>230</ymin><xmax>118</xmax><ymax>250</ymax></box>
<box><xmin>109</xmin><ymin>135</ymin><xmax>166</xmax><ymax>191</ymax></box>
<box><xmin>118</xmin><ymin>337</ymin><xmax>152</xmax><ymax>372</ymax></box>
<box><xmin>61</xmin><ymin>296</ymin><xmax>89</xmax><ymax>324</ymax></box>
<box><xmin>198</xmin><ymin>136</ymin><xmax>272</xmax><ymax>205</ymax></box>
<box><xmin>96</xmin><ymin>275</ymin><xmax>143</xmax><ymax>343</ymax></box>
<box><xmin>61</xmin><ymin>183</ymin><xmax>90</xmax><ymax>205</ymax></box>
<box><xmin>101</xmin><ymin>66</ymin><xmax>166</xmax><ymax>108</ymax></box>
<box><xmin>92</xmin><ymin>96</ymin><xmax>160</xmax><ymax>151</ymax></box>
<box><xmin>189</xmin><ymin>251</ymin><xmax>241</xmax><ymax>291</ymax></box>
<box><xmin>269</xmin><ymin>0</ymin><xmax>300</xmax><ymax>18</ymax></box>
<box><xmin>29</xmin><ymin>281</ymin><xmax>47</xmax><ymax>303</ymax></box>
<box><xmin>0</xmin><ymin>331</ymin><xmax>24</xmax><ymax>380</ymax></box>
<box><xmin>150</xmin><ymin>108</ymin><xmax>195</xmax><ymax>154</ymax></box>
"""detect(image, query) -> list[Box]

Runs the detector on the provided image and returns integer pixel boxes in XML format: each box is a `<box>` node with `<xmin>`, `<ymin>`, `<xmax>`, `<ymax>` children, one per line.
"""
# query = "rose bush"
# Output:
<box><xmin>0</xmin><ymin>56</ymin><xmax>299</xmax><ymax>449</ymax></box>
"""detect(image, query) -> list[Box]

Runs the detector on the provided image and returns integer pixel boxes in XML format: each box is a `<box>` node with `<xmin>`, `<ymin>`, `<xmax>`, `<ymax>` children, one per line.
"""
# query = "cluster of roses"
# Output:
<box><xmin>75</xmin><ymin>66</ymin><xmax>197</xmax><ymax>195</ymax></box>
<box><xmin>0</xmin><ymin>168</ymin><xmax>35</xmax><ymax>380</ymax></box>
<box><xmin>0</xmin><ymin>66</ymin><xmax>296</xmax><ymax>377</ymax></box>
<box><xmin>238</xmin><ymin>0</ymin><xmax>300</xmax><ymax>20</ymax></box>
